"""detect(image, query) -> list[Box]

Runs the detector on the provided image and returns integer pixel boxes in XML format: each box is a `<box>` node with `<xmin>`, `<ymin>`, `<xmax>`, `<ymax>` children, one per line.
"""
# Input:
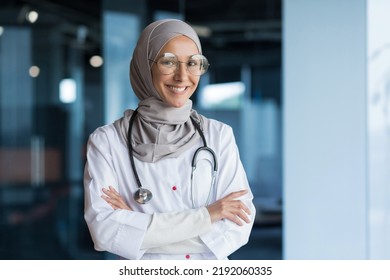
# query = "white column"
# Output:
<box><xmin>283</xmin><ymin>0</ymin><xmax>367</xmax><ymax>259</ymax></box>
<box><xmin>367</xmin><ymin>0</ymin><xmax>390</xmax><ymax>260</ymax></box>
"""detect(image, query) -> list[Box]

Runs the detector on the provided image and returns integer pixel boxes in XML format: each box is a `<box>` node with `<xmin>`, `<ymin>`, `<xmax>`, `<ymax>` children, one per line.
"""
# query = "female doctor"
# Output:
<box><xmin>83</xmin><ymin>19</ymin><xmax>256</xmax><ymax>260</ymax></box>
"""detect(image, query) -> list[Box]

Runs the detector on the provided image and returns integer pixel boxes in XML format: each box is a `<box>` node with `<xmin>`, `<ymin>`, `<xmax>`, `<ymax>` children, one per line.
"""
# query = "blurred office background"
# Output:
<box><xmin>0</xmin><ymin>0</ymin><xmax>389</xmax><ymax>260</ymax></box>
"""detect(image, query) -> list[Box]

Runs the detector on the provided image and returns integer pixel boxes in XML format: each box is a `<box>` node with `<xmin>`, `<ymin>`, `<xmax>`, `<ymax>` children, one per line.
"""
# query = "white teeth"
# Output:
<box><xmin>169</xmin><ymin>86</ymin><xmax>186</xmax><ymax>92</ymax></box>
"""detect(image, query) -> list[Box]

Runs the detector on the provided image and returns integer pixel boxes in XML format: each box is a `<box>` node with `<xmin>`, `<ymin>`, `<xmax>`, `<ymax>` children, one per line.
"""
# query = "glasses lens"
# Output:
<box><xmin>157</xmin><ymin>54</ymin><xmax>178</xmax><ymax>75</ymax></box>
<box><xmin>188</xmin><ymin>54</ymin><xmax>209</xmax><ymax>76</ymax></box>
<box><xmin>155</xmin><ymin>53</ymin><xmax>209</xmax><ymax>76</ymax></box>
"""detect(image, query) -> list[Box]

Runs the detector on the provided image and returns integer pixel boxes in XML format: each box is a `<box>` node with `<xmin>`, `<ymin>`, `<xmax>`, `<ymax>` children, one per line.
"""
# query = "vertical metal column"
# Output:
<box><xmin>66</xmin><ymin>25</ymin><xmax>86</xmax><ymax>257</ymax></box>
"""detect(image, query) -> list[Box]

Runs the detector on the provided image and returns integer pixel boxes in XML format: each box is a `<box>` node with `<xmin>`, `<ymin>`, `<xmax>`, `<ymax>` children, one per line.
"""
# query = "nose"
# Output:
<box><xmin>173</xmin><ymin>62</ymin><xmax>189</xmax><ymax>80</ymax></box>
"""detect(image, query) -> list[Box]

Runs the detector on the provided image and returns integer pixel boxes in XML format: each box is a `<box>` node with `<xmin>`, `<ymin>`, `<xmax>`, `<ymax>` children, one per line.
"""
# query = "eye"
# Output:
<box><xmin>187</xmin><ymin>59</ymin><xmax>199</xmax><ymax>68</ymax></box>
<box><xmin>159</xmin><ymin>59</ymin><xmax>176</xmax><ymax>68</ymax></box>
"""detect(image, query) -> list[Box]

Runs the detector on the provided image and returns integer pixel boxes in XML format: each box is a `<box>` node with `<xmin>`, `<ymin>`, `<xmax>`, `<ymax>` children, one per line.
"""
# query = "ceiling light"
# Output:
<box><xmin>29</xmin><ymin>66</ymin><xmax>40</xmax><ymax>78</ymax></box>
<box><xmin>89</xmin><ymin>55</ymin><xmax>103</xmax><ymax>68</ymax></box>
<box><xmin>60</xmin><ymin>79</ymin><xmax>77</xmax><ymax>103</ymax></box>
<box><xmin>26</xmin><ymin>10</ymin><xmax>39</xmax><ymax>23</ymax></box>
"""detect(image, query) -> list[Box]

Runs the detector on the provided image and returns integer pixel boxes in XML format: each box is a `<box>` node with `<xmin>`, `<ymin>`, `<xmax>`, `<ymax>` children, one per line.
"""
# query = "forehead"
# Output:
<box><xmin>158</xmin><ymin>35</ymin><xmax>199</xmax><ymax>57</ymax></box>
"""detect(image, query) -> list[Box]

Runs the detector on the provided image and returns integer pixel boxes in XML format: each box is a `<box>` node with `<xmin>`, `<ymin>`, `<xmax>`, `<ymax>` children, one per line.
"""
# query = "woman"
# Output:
<box><xmin>84</xmin><ymin>19</ymin><xmax>255</xmax><ymax>260</ymax></box>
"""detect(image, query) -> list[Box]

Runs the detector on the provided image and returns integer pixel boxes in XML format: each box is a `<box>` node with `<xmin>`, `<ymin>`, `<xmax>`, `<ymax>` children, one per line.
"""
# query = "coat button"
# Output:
<box><xmin>185</xmin><ymin>254</ymin><xmax>190</xmax><ymax>259</ymax></box>
<box><xmin>172</xmin><ymin>186</ymin><xmax>177</xmax><ymax>191</ymax></box>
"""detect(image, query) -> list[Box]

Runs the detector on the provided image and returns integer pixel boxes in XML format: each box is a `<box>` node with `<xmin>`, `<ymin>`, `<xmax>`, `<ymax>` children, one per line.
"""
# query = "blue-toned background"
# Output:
<box><xmin>1</xmin><ymin>0</ymin><xmax>389</xmax><ymax>260</ymax></box>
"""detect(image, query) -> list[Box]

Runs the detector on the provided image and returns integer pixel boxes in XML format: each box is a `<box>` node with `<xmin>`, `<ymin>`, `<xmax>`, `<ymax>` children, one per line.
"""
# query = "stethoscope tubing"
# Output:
<box><xmin>190</xmin><ymin>117</ymin><xmax>218</xmax><ymax>172</ymax></box>
<box><xmin>127</xmin><ymin>109</ymin><xmax>143</xmax><ymax>189</ymax></box>
<box><xmin>128</xmin><ymin>108</ymin><xmax>218</xmax><ymax>205</ymax></box>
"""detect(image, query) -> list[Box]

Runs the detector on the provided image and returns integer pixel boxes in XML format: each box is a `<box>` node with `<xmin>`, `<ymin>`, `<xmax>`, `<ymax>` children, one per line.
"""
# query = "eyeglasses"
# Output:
<box><xmin>150</xmin><ymin>53</ymin><xmax>210</xmax><ymax>76</ymax></box>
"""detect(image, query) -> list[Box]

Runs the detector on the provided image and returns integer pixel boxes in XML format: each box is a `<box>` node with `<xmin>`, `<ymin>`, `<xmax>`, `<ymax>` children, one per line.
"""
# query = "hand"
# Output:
<box><xmin>101</xmin><ymin>186</ymin><xmax>133</xmax><ymax>211</ymax></box>
<box><xmin>206</xmin><ymin>189</ymin><xmax>251</xmax><ymax>226</ymax></box>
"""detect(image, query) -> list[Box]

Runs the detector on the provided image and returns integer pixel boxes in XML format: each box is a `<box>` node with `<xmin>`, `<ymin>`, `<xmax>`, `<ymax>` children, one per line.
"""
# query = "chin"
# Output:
<box><xmin>164</xmin><ymin>97</ymin><xmax>189</xmax><ymax>108</ymax></box>
<box><xmin>169</xmin><ymin>101</ymin><xmax>186</xmax><ymax>108</ymax></box>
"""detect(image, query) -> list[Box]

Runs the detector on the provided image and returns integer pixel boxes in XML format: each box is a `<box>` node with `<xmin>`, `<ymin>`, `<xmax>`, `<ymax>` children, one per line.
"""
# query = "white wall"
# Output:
<box><xmin>367</xmin><ymin>0</ymin><xmax>390</xmax><ymax>259</ymax></box>
<box><xmin>283</xmin><ymin>0</ymin><xmax>368</xmax><ymax>259</ymax></box>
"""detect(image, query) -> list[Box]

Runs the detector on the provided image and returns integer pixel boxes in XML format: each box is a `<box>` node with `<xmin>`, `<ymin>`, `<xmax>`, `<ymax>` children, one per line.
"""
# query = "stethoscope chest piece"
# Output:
<box><xmin>128</xmin><ymin>109</ymin><xmax>218</xmax><ymax>205</ymax></box>
<box><xmin>133</xmin><ymin>188</ymin><xmax>153</xmax><ymax>204</ymax></box>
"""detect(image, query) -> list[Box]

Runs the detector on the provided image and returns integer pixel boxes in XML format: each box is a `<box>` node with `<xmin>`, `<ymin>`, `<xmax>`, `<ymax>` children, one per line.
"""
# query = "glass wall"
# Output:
<box><xmin>0</xmin><ymin>0</ymin><xmax>282</xmax><ymax>260</ymax></box>
<box><xmin>0</xmin><ymin>1</ymin><xmax>104</xmax><ymax>259</ymax></box>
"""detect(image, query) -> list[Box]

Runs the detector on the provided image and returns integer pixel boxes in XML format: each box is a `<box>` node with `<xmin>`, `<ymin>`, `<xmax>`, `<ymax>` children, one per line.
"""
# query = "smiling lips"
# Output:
<box><xmin>167</xmin><ymin>85</ymin><xmax>188</xmax><ymax>93</ymax></box>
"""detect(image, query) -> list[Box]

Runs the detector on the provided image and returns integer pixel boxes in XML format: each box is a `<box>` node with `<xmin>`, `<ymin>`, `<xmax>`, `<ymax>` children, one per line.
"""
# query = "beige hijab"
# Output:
<box><xmin>121</xmin><ymin>19</ymin><xmax>208</xmax><ymax>163</ymax></box>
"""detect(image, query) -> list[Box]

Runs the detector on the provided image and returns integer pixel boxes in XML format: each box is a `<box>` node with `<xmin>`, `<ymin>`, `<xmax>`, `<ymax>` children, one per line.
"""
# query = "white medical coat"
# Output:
<box><xmin>84</xmin><ymin>114</ymin><xmax>256</xmax><ymax>260</ymax></box>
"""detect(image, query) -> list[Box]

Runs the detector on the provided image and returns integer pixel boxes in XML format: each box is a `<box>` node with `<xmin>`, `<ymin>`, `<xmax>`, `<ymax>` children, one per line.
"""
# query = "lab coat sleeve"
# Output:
<box><xmin>84</xmin><ymin>129</ymin><xmax>152</xmax><ymax>260</ymax></box>
<box><xmin>141</xmin><ymin>207</ymin><xmax>212</xmax><ymax>250</ymax></box>
<box><xmin>199</xmin><ymin>125</ymin><xmax>256</xmax><ymax>259</ymax></box>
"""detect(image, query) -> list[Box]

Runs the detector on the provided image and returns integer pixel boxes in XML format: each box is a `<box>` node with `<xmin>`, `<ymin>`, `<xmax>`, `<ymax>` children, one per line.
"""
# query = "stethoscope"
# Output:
<box><xmin>127</xmin><ymin>109</ymin><xmax>218</xmax><ymax>205</ymax></box>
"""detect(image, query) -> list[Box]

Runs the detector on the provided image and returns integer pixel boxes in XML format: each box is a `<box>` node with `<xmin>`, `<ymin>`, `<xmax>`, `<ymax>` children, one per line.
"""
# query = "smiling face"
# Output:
<box><xmin>151</xmin><ymin>35</ymin><xmax>201</xmax><ymax>108</ymax></box>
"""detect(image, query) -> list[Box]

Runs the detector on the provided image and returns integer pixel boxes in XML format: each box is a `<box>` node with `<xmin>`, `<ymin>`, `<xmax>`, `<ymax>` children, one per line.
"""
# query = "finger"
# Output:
<box><xmin>102</xmin><ymin>193</ymin><xmax>122</xmax><ymax>206</ymax></box>
<box><xmin>101</xmin><ymin>195</ymin><xmax>117</xmax><ymax>209</ymax></box>
<box><xmin>102</xmin><ymin>187</ymin><xmax>120</xmax><ymax>198</ymax></box>
<box><xmin>226</xmin><ymin>212</ymin><xmax>244</xmax><ymax>226</ymax></box>
<box><xmin>224</xmin><ymin>202</ymin><xmax>251</xmax><ymax>224</ymax></box>
<box><xmin>101</xmin><ymin>194</ymin><xmax>117</xmax><ymax>203</ymax></box>
<box><xmin>233</xmin><ymin>202</ymin><xmax>251</xmax><ymax>222</ymax></box>
<box><xmin>225</xmin><ymin>189</ymin><xmax>248</xmax><ymax>199</ymax></box>
<box><xmin>101</xmin><ymin>195</ymin><xmax>110</xmax><ymax>203</ymax></box>
<box><xmin>101</xmin><ymin>194</ymin><xmax>116</xmax><ymax>205</ymax></box>
<box><xmin>108</xmin><ymin>202</ymin><xmax>117</xmax><ymax>210</ymax></box>
<box><xmin>102</xmin><ymin>188</ymin><xmax>115</xmax><ymax>197</ymax></box>
<box><xmin>226</xmin><ymin>207</ymin><xmax>251</xmax><ymax>225</ymax></box>
<box><xmin>109</xmin><ymin>186</ymin><xmax>120</xmax><ymax>195</ymax></box>
<box><xmin>236</xmin><ymin>209</ymin><xmax>251</xmax><ymax>224</ymax></box>
<box><xmin>238</xmin><ymin>202</ymin><xmax>251</xmax><ymax>215</ymax></box>
<box><xmin>225</xmin><ymin>199</ymin><xmax>251</xmax><ymax>215</ymax></box>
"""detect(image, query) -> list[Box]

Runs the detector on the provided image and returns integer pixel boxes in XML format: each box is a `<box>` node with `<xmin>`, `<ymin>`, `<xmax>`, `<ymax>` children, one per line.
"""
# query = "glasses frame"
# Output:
<box><xmin>149</xmin><ymin>52</ymin><xmax>210</xmax><ymax>76</ymax></box>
